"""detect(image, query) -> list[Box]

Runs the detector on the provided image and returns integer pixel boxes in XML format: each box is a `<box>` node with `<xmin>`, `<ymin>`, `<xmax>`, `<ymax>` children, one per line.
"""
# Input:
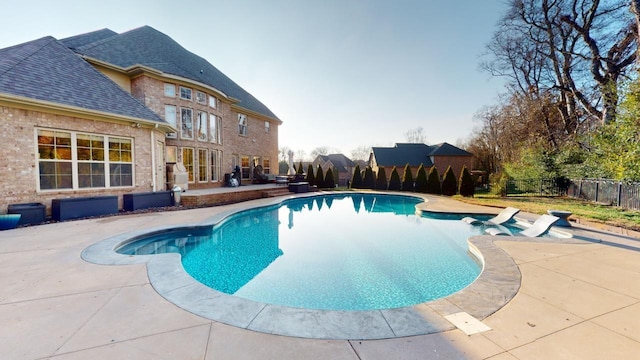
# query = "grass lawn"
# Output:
<box><xmin>454</xmin><ymin>195</ymin><xmax>640</xmax><ymax>232</ymax></box>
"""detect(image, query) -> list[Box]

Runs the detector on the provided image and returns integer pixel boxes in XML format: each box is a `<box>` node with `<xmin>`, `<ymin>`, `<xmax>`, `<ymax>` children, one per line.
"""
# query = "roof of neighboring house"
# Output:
<box><xmin>371</xmin><ymin>142</ymin><xmax>471</xmax><ymax>167</ymax></box>
<box><xmin>315</xmin><ymin>154</ymin><xmax>355</xmax><ymax>172</ymax></box>
<box><xmin>0</xmin><ymin>36</ymin><xmax>166</xmax><ymax>124</ymax></box>
<box><xmin>65</xmin><ymin>26</ymin><xmax>280</xmax><ymax>121</ymax></box>
<box><xmin>60</xmin><ymin>28</ymin><xmax>117</xmax><ymax>50</ymax></box>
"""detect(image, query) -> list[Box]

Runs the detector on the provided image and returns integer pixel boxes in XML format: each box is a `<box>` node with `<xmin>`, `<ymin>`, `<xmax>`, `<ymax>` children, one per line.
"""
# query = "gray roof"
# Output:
<box><xmin>67</xmin><ymin>26</ymin><xmax>280</xmax><ymax>120</ymax></box>
<box><xmin>0</xmin><ymin>36</ymin><xmax>166</xmax><ymax>123</ymax></box>
<box><xmin>316</xmin><ymin>153</ymin><xmax>355</xmax><ymax>172</ymax></box>
<box><xmin>371</xmin><ymin>143</ymin><xmax>471</xmax><ymax>167</ymax></box>
<box><xmin>60</xmin><ymin>28</ymin><xmax>117</xmax><ymax>50</ymax></box>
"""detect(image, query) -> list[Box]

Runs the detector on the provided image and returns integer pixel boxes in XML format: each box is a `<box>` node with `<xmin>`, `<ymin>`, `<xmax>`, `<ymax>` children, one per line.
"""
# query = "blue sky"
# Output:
<box><xmin>0</xmin><ymin>0</ymin><xmax>507</xmax><ymax>160</ymax></box>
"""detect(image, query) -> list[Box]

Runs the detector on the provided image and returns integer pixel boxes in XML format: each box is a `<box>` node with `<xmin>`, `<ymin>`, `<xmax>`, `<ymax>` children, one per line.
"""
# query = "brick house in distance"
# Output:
<box><xmin>369</xmin><ymin>143</ymin><xmax>473</xmax><ymax>181</ymax></box>
<box><xmin>0</xmin><ymin>26</ymin><xmax>280</xmax><ymax>214</ymax></box>
<box><xmin>311</xmin><ymin>153</ymin><xmax>357</xmax><ymax>187</ymax></box>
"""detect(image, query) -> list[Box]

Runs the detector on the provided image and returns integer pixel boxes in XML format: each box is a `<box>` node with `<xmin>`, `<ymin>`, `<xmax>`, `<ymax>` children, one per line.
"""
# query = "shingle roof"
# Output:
<box><xmin>0</xmin><ymin>36</ymin><xmax>166</xmax><ymax>123</ymax></box>
<box><xmin>60</xmin><ymin>28</ymin><xmax>117</xmax><ymax>50</ymax></box>
<box><xmin>427</xmin><ymin>142</ymin><xmax>473</xmax><ymax>156</ymax></box>
<box><xmin>69</xmin><ymin>26</ymin><xmax>280</xmax><ymax>121</ymax></box>
<box><xmin>371</xmin><ymin>142</ymin><xmax>471</xmax><ymax>167</ymax></box>
<box><xmin>317</xmin><ymin>153</ymin><xmax>355</xmax><ymax>172</ymax></box>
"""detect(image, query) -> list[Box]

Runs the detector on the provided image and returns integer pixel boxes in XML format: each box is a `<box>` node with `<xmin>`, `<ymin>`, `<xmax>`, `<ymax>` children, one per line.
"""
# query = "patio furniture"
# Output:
<box><xmin>485</xmin><ymin>214</ymin><xmax>559</xmax><ymax>237</ymax></box>
<box><xmin>547</xmin><ymin>209</ymin><xmax>572</xmax><ymax>227</ymax></box>
<box><xmin>462</xmin><ymin>207</ymin><xmax>520</xmax><ymax>225</ymax></box>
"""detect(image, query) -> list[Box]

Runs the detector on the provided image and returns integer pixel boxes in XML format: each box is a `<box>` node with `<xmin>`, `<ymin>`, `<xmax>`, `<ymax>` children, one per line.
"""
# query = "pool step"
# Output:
<box><xmin>262</xmin><ymin>187</ymin><xmax>293</xmax><ymax>198</ymax></box>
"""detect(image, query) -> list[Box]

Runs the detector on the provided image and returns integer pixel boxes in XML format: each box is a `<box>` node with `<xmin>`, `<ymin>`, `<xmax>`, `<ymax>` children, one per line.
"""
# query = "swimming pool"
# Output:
<box><xmin>117</xmin><ymin>193</ymin><xmax>491</xmax><ymax>311</ymax></box>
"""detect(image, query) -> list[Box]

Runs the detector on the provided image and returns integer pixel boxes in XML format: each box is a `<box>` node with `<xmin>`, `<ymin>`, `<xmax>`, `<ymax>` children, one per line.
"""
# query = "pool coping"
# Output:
<box><xmin>81</xmin><ymin>192</ymin><xmax>593</xmax><ymax>340</ymax></box>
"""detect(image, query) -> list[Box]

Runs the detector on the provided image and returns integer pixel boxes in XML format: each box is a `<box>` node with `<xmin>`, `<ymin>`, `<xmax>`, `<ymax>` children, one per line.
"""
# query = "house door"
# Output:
<box><xmin>155</xmin><ymin>140</ymin><xmax>165</xmax><ymax>190</ymax></box>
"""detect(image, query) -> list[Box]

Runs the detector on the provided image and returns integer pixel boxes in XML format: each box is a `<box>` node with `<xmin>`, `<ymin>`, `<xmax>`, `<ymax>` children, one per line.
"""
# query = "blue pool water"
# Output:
<box><xmin>118</xmin><ymin>194</ymin><xmax>500</xmax><ymax>311</ymax></box>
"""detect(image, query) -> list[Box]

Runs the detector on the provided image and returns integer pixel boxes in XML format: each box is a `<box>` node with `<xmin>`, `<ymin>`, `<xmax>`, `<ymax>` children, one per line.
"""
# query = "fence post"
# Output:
<box><xmin>595</xmin><ymin>181</ymin><xmax>599</xmax><ymax>202</ymax></box>
<box><xmin>617</xmin><ymin>182</ymin><xmax>622</xmax><ymax>207</ymax></box>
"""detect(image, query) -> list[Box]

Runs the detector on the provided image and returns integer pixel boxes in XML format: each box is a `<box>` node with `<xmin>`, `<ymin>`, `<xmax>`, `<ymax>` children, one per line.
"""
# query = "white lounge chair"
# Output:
<box><xmin>462</xmin><ymin>207</ymin><xmax>520</xmax><ymax>226</ymax></box>
<box><xmin>485</xmin><ymin>214</ymin><xmax>559</xmax><ymax>237</ymax></box>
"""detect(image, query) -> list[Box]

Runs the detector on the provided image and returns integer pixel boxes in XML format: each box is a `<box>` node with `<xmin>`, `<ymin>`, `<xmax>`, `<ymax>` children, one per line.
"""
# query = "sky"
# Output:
<box><xmin>0</xmin><ymin>0</ymin><xmax>507</xmax><ymax>161</ymax></box>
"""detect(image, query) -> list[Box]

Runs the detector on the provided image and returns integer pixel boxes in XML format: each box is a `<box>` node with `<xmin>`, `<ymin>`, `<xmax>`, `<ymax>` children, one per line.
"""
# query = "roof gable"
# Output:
<box><xmin>427</xmin><ymin>142</ymin><xmax>473</xmax><ymax>156</ymax></box>
<box><xmin>371</xmin><ymin>143</ymin><xmax>433</xmax><ymax>167</ymax></box>
<box><xmin>60</xmin><ymin>29</ymin><xmax>117</xmax><ymax>50</ymax></box>
<box><xmin>315</xmin><ymin>153</ymin><xmax>355</xmax><ymax>172</ymax></box>
<box><xmin>0</xmin><ymin>36</ymin><xmax>165</xmax><ymax>123</ymax></box>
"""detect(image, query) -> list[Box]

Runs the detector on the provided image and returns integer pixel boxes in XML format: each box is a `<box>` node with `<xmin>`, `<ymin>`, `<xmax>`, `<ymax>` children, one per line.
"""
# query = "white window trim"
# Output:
<box><xmin>197</xmin><ymin>111</ymin><xmax>208</xmax><ymax>142</ymax></box>
<box><xmin>181</xmin><ymin>147</ymin><xmax>195</xmax><ymax>183</ymax></box>
<box><xmin>198</xmin><ymin>148</ymin><xmax>208</xmax><ymax>183</ymax></box>
<box><xmin>196</xmin><ymin>91</ymin><xmax>207</xmax><ymax>105</ymax></box>
<box><xmin>179</xmin><ymin>86</ymin><xmax>192</xmax><ymax>101</ymax></box>
<box><xmin>165</xmin><ymin>105</ymin><xmax>177</xmax><ymax>139</ymax></box>
<box><xmin>164</xmin><ymin>83</ymin><xmax>176</xmax><ymax>97</ymax></box>
<box><xmin>180</xmin><ymin>108</ymin><xmax>194</xmax><ymax>140</ymax></box>
<box><xmin>209</xmin><ymin>95</ymin><xmax>217</xmax><ymax>109</ymax></box>
<box><xmin>238</xmin><ymin>114</ymin><xmax>248</xmax><ymax>136</ymax></box>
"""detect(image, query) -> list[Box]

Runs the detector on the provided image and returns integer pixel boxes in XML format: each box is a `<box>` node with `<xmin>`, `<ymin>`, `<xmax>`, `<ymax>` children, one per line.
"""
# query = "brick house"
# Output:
<box><xmin>311</xmin><ymin>153</ymin><xmax>356</xmax><ymax>186</ymax></box>
<box><xmin>369</xmin><ymin>143</ymin><xmax>473</xmax><ymax>181</ymax></box>
<box><xmin>0</xmin><ymin>26</ymin><xmax>280</xmax><ymax>213</ymax></box>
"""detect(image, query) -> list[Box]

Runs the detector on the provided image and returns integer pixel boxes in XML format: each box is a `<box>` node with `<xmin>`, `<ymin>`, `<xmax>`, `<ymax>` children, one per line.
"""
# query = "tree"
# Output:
<box><xmin>401</xmin><ymin>163</ymin><xmax>414</xmax><ymax>192</ymax></box>
<box><xmin>315</xmin><ymin>165</ymin><xmax>325</xmax><ymax>188</ymax></box>
<box><xmin>404</xmin><ymin>127</ymin><xmax>426</xmax><ymax>143</ymax></box>
<box><xmin>388</xmin><ymin>166</ymin><xmax>402</xmax><ymax>191</ymax></box>
<box><xmin>296</xmin><ymin>161</ymin><xmax>304</xmax><ymax>175</ymax></box>
<box><xmin>279</xmin><ymin>160</ymin><xmax>289</xmax><ymax>175</ymax></box>
<box><xmin>351</xmin><ymin>164</ymin><xmax>363</xmax><ymax>188</ymax></box>
<box><xmin>414</xmin><ymin>164</ymin><xmax>428</xmax><ymax>193</ymax></box>
<box><xmin>305</xmin><ymin>164</ymin><xmax>315</xmax><ymax>186</ymax></box>
<box><xmin>441</xmin><ymin>166</ymin><xmax>458</xmax><ymax>196</ymax></box>
<box><xmin>459</xmin><ymin>166</ymin><xmax>475</xmax><ymax>197</ymax></box>
<box><xmin>375</xmin><ymin>167</ymin><xmax>388</xmax><ymax>190</ymax></box>
<box><xmin>363</xmin><ymin>166</ymin><xmax>376</xmax><ymax>189</ymax></box>
<box><xmin>325</xmin><ymin>168</ymin><xmax>336</xmax><ymax>188</ymax></box>
<box><xmin>350</xmin><ymin>145</ymin><xmax>372</xmax><ymax>161</ymax></box>
<box><xmin>426</xmin><ymin>166</ymin><xmax>441</xmax><ymax>194</ymax></box>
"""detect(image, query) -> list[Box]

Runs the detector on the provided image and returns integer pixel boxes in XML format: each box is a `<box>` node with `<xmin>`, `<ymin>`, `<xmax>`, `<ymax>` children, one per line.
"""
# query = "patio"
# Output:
<box><xmin>1</xmin><ymin>194</ymin><xmax>640</xmax><ymax>359</ymax></box>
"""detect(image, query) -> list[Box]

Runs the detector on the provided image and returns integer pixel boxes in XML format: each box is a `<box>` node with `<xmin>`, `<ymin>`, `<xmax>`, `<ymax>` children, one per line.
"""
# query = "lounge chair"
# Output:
<box><xmin>462</xmin><ymin>207</ymin><xmax>520</xmax><ymax>226</ymax></box>
<box><xmin>485</xmin><ymin>214</ymin><xmax>559</xmax><ymax>237</ymax></box>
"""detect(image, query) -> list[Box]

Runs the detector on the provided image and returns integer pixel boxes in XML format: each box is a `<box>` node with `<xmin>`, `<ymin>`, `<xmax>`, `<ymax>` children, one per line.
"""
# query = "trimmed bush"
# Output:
<box><xmin>388</xmin><ymin>166</ymin><xmax>401</xmax><ymax>190</ymax></box>
<box><xmin>332</xmin><ymin>166</ymin><xmax>339</xmax><ymax>186</ymax></box>
<box><xmin>401</xmin><ymin>163</ymin><xmax>414</xmax><ymax>192</ymax></box>
<box><xmin>351</xmin><ymin>164</ymin><xmax>363</xmax><ymax>188</ymax></box>
<box><xmin>296</xmin><ymin>161</ymin><xmax>304</xmax><ymax>175</ymax></box>
<box><xmin>363</xmin><ymin>166</ymin><xmax>376</xmax><ymax>189</ymax></box>
<box><xmin>441</xmin><ymin>166</ymin><xmax>458</xmax><ymax>196</ymax></box>
<box><xmin>459</xmin><ymin>166</ymin><xmax>475</xmax><ymax>197</ymax></box>
<box><xmin>325</xmin><ymin>168</ymin><xmax>336</xmax><ymax>188</ymax></box>
<box><xmin>414</xmin><ymin>164</ymin><xmax>428</xmax><ymax>193</ymax></box>
<box><xmin>426</xmin><ymin>166</ymin><xmax>441</xmax><ymax>194</ymax></box>
<box><xmin>316</xmin><ymin>165</ymin><xmax>325</xmax><ymax>188</ymax></box>
<box><xmin>375</xmin><ymin>167</ymin><xmax>388</xmax><ymax>190</ymax></box>
<box><xmin>306</xmin><ymin>164</ymin><xmax>315</xmax><ymax>186</ymax></box>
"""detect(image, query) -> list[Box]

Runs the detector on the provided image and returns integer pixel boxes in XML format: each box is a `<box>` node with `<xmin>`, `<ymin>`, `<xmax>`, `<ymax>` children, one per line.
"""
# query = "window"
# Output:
<box><xmin>198</xmin><ymin>149</ymin><xmax>208</xmax><ymax>182</ymax></box>
<box><xmin>265</xmin><ymin>121</ymin><xmax>270</xmax><ymax>133</ymax></box>
<box><xmin>165</xmin><ymin>105</ymin><xmax>177</xmax><ymax>138</ymax></box>
<box><xmin>263</xmin><ymin>158</ymin><xmax>270</xmax><ymax>174</ymax></box>
<box><xmin>166</xmin><ymin>146</ymin><xmax>177</xmax><ymax>163</ymax></box>
<box><xmin>197</xmin><ymin>111</ymin><xmax>208</xmax><ymax>141</ymax></box>
<box><xmin>210</xmin><ymin>150</ymin><xmax>221</xmax><ymax>182</ymax></box>
<box><xmin>36</xmin><ymin>129</ymin><xmax>133</xmax><ymax>190</ymax></box>
<box><xmin>209</xmin><ymin>95</ymin><xmax>217</xmax><ymax>108</ymax></box>
<box><xmin>196</xmin><ymin>91</ymin><xmax>207</xmax><ymax>104</ymax></box>
<box><xmin>180</xmin><ymin>108</ymin><xmax>193</xmax><ymax>139</ymax></box>
<box><xmin>164</xmin><ymin>83</ymin><xmax>175</xmax><ymax>97</ymax></box>
<box><xmin>179</xmin><ymin>86</ymin><xmax>192</xmax><ymax>100</ymax></box>
<box><xmin>241</xmin><ymin>155</ymin><xmax>250</xmax><ymax>179</ymax></box>
<box><xmin>209</xmin><ymin>114</ymin><xmax>222</xmax><ymax>144</ymax></box>
<box><xmin>181</xmin><ymin>147</ymin><xmax>194</xmax><ymax>182</ymax></box>
<box><xmin>238</xmin><ymin>114</ymin><xmax>247</xmax><ymax>136</ymax></box>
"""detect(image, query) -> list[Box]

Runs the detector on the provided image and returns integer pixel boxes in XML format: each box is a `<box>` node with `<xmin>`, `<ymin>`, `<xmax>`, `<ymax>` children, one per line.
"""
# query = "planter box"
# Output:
<box><xmin>289</xmin><ymin>182</ymin><xmax>310</xmax><ymax>193</ymax></box>
<box><xmin>123</xmin><ymin>191</ymin><xmax>173</xmax><ymax>211</ymax></box>
<box><xmin>52</xmin><ymin>196</ymin><xmax>118</xmax><ymax>221</ymax></box>
<box><xmin>8</xmin><ymin>203</ymin><xmax>46</xmax><ymax>226</ymax></box>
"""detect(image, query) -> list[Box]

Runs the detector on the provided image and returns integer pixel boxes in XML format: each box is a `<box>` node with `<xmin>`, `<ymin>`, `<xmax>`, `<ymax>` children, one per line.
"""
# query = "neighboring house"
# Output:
<box><xmin>0</xmin><ymin>26</ymin><xmax>280</xmax><ymax>213</ymax></box>
<box><xmin>312</xmin><ymin>154</ymin><xmax>356</xmax><ymax>186</ymax></box>
<box><xmin>369</xmin><ymin>143</ymin><xmax>473</xmax><ymax>181</ymax></box>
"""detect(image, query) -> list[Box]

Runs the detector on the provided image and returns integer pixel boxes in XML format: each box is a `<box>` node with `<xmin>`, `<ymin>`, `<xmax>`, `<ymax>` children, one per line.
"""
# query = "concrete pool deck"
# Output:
<box><xmin>2</xmin><ymin>193</ymin><xmax>640</xmax><ymax>359</ymax></box>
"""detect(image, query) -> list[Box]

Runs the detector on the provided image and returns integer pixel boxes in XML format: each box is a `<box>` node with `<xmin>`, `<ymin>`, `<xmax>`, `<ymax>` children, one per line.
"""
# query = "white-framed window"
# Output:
<box><xmin>36</xmin><ymin>129</ymin><xmax>133</xmax><ymax>190</ymax></box>
<box><xmin>166</xmin><ymin>146</ymin><xmax>177</xmax><ymax>163</ymax></box>
<box><xmin>238</xmin><ymin>114</ymin><xmax>248</xmax><ymax>136</ymax></box>
<box><xmin>197</xmin><ymin>111</ymin><xmax>208</xmax><ymax>142</ymax></box>
<box><xmin>209</xmin><ymin>95</ymin><xmax>217</xmax><ymax>109</ymax></box>
<box><xmin>241</xmin><ymin>155</ymin><xmax>250</xmax><ymax>179</ymax></box>
<box><xmin>209</xmin><ymin>114</ymin><xmax>222</xmax><ymax>144</ymax></box>
<box><xmin>165</xmin><ymin>105</ymin><xmax>177</xmax><ymax>138</ymax></box>
<box><xmin>263</xmin><ymin>157</ymin><xmax>270</xmax><ymax>174</ymax></box>
<box><xmin>164</xmin><ymin>83</ymin><xmax>176</xmax><ymax>97</ymax></box>
<box><xmin>180</xmin><ymin>108</ymin><xmax>193</xmax><ymax>139</ymax></box>
<box><xmin>265</xmin><ymin>121</ymin><xmax>270</xmax><ymax>133</ymax></box>
<box><xmin>210</xmin><ymin>150</ymin><xmax>221</xmax><ymax>182</ymax></box>
<box><xmin>181</xmin><ymin>147</ymin><xmax>194</xmax><ymax>182</ymax></box>
<box><xmin>196</xmin><ymin>91</ymin><xmax>207</xmax><ymax>104</ymax></box>
<box><xmin>198</xmin><ymin>149</ymin><xmax>208</xmax><ymax>182</ymax></box>
<box><xmin>179</xmin><ymin>86</ymin><xmax>192</xmax><ymax>101</ymax></box>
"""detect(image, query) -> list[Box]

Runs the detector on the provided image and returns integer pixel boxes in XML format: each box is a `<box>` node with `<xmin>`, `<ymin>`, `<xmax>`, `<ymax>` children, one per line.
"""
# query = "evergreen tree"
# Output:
<box><xmin>459</xmin><ymin>166</ymin><xmax>475</xmax><ymax>197</ymax></box>
<box><xmin>401</xmin><ymin>163</ymin><xmax>414</xmax><ymax>192</ymax></box>
<box><xmin>351</xmin><ymin>164</ymin><xmax>363</xmax><ymax>188</ymax></box>
<box><xmin>306</xmin><ymin>164</ymin><xmax>315</xmax><ymax>186</ymax></box>
<box><xmin>316</xmin><ymin>165</ymin><xmax>325</xmax><ymax>188</ymax></box>
<box><xmin>296</xmin><ymin>161</ymin><xmax>304</xmax><ymax>175</ymax></box>
<box><xmin>426</xmin><ymin>166</ymin><xmax>441</xmax><ymax>194</ymax></box>
<box><xmin>325</xmin><ymin>168</ymin><xmax>336</xmax><ymax>188</ymax></box>
<box><xmin>375</xmin><ymin>167</ymin><xmax>388</xmax><ymax>190</ymax></box>
<box><xmin>363</xmin><ymin>166</ymin><xmax>376</xmax><ymax>189</ymax></box>
<box><xmin>388</xmin><ymin>166</ymin><xmax>401</xmax><ymax>190</ymax></box>
<box><xmin>414</xmin><ymin>164</ymin><xmax>428</xmax><ymax>193</ymax></box>
<box><xmin>441</xmin><ymin>166</ymin><xmax>458</xmax><ymax>196</ymax></box>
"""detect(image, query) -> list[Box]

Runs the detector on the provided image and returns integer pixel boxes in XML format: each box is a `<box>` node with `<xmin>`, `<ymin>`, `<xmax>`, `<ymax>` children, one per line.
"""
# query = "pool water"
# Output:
<box><xmin>118</xmin><ymin>194</ymin><xmax>492</xmax><ymax>311</ymax></box>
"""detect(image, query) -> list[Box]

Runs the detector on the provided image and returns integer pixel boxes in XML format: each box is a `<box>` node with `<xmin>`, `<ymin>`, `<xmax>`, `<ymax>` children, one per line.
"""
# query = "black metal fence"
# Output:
<box><xmin>495</xmin><ymin>178</ymin><xmax>640</xmax><ymax>211</ymax></box>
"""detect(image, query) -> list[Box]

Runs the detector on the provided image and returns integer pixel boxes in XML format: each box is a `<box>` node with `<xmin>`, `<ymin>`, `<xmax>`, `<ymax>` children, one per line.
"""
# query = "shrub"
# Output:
<box><xmin>441</xmin><ymin>166</ymin><xmax>458</xmax><ymax>196</ymax></box>
<box><xmin>351</xmin><ymin>164</ymin><xmax>363</xmax><ymax>188</ymax></box>
<box><xmin>388</xmin><ymin>166</ymin><xmax>401</xmax><ymax>190</ymax></box>
<box><xmin>459</xmin><ymin>166</ymin><xmax>475</xmax><ymax>197</ymax></box>
<box><xmin>306</xmin><ymin>164</ymin><xmax>315</xmax><ymax>186</ymax></box>
<box><xmin>414</xmin><ymin>164</ymin><xmax>428</xmax><ymax>193</ymax></box>
<box><xmin>296</xmin><ymin>161</ymin><xmax>304</xmax><ymax>175</ymax></box>
<box><xmin>375</xmin><ymin>167</ymin><xmax>388</xmax><ymax>190</ymax></box>
<box><xmin>401</xmin><ymin>163</ymin><xmax>414</xmax><ymax>192</ymax></box>
<box><xmin>426</xmin><ymin>166</ymin><xmax>441</xmax><ymax>194</ymax></box>
<box><xmin>316</xmin><ymin>165</ymin><xmax>325</xmax><ymax>188</ymax></box>
<box><xmin>325</xmin><ymin>168</ymin><xmax>336</xmax><ymax>188</ymax></box>
<box><xmin>363</xmin><ymin>166</ymin><xmax>376</xmax><ymax>189</ymax></box>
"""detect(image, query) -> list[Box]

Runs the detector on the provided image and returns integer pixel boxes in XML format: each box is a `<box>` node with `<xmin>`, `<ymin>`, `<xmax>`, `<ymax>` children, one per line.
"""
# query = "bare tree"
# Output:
<box><xmin>350</xmin><ymin>145</ymin><xmax>371</xmax><ymax>161</ymax></box>
<box><xmin>404</xmin><ymin>127</ymin><xmax>426</xmax><ymax>143</ymax></box>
